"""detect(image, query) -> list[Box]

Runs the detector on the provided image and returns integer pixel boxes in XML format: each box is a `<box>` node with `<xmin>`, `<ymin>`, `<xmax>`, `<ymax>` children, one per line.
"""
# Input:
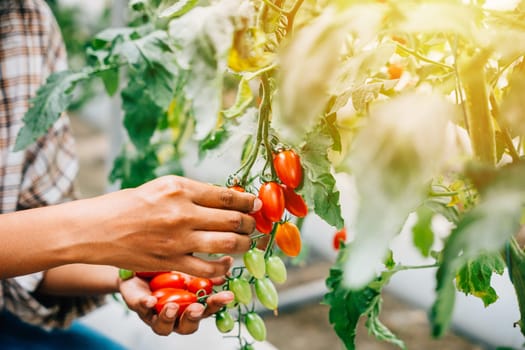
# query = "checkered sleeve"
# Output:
<box><xmin>0</xmin><ymin>0</ymin><xmax>106</xmax><ymax>329</ymax></box>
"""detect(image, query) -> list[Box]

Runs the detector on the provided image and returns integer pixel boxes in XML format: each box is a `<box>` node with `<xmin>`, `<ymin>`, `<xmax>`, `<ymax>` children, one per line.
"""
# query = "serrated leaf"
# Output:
<box><xmin>298</xmin><ymin>115</ymin><xmax>344</xmax><ymax>229</ymax></box>
<box><xmin>366</xmin><ymin>299</ymin><xmax>406</xmax><ymax>350</ymax></box>
<box><xmin>456</xmin><ymin>253</ymin><xmax>505</xmax><ymax>307</ymax></box>
<box><xmin>431</xmin><ymin>162</ymin><xmax>525</xmax><ymax>337</ymax></box>
<box><xmin>121</xmin><ymin>74</ymin><xmax>163</xmax><ymax>151</ymax></box>
<box><xmin>412</xmin><ymin>205</ymin><xmax>435</xmax><ymax>257</ymax></box>
<box><xmin>14</xmin><ymin>69</ymin><xmax>93</xmax><ymax>151</ymax></box>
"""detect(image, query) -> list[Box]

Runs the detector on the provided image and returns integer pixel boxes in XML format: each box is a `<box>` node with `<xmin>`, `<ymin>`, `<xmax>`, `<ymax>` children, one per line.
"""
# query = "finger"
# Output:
<box><xmin>188</xmin><ymin>231</ymin><xmax>251</xmax><ymax>254</ymax></box>
<box><xmin>175</xmin><ymin>255</ymin><xmax>234</xmax><ymax>279</ymax></box>
<box><xmin>186</xmin><ymin>180</ymin><xmax>258</xmax><ymax>213</ymax></box>
<box><xmin>174</xmin><ymin>303</ymin><xmax>205</xmax><ymax>335</ymax></box>
<box><xmin>151</xmin><ymin>303</ymin><xmax>178</xmax><ymax>336</ymax></box>
<box><xmin>191</xmin><ymin>207</ymin><xmax>256</xmax><ymax>234</ymax></box>
<box><xmin>202</xmin><ymin>291</ymin><xmax>235</xmax><ymax>317</ymax></box>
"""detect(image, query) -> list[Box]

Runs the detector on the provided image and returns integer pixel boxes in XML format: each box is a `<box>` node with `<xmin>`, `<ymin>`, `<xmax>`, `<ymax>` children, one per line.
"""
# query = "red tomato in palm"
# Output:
<box><xmin>149</xmin><ymin>272</ymin><xmax>186</xmax><ymax>291</ymax></box>
<box><xmin>152</xmin><ymin>287</ymin><xmax>180</xmax><ymax>300</ymax></box>
<box><xmin>154</xmin><ymin>289</ymin><xmax>197</xmax><ymax>315</ymax></box>
<box><xmin>275</xmin><ymin>222</ymin><xmax>302</xmax><ymax>257</ymax></box>
<box><xmin>187</xmin><ymin>277</ymin><xmax>213</xmax><ymax>295</ymax></box>
<box><xmin>135</xmin><ymin>271</ymin><xmax>168</xmax><ymax>280</ymax></box>
<box><xmin>258</xmin><ymin>182</ymin><xmax>285</xmax><ymax>222</ymax></box>
<box><xmin>273</xmin><ymin>150</ymin><xmax>303</xmax><ymax>189</ymax></box>
<box><xmin>333</xmin><ymin>228</ymin><xmax>347</xmax><ymax>250</ymax></box>
<box><xmin>281</xmin><ymin>184</ymin><xmax>308</xmax><ymax>218</ymax></box>
<box><xmin>251</xmin><ymin>210</ymin><xmax>273</xmax><ymax>234</ymax></box>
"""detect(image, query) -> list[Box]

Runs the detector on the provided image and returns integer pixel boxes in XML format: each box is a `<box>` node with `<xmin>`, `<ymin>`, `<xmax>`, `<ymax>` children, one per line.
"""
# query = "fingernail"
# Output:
<box><xmin>165</xmin><ymin>306</ymin><xmax>177</xmax><ymax>318</ymax></box>
<box><xmin>222</xmin><ymin>291</ymin><xmax>235</xmax><ymax>303</ymax></box>
<box><xmin>145</xmin><ymin>297</ymin><xmax>156</xmax><ymax>308</ymax></box>
<box><xmin>190</xmin><ymin>309</ymin><xmax>203</xmax><ymax>319</ymax></box>
<box><xmin>252</xmin><ymin>198</ymin><xmax>262</xmax><ymax>212</ymax></box>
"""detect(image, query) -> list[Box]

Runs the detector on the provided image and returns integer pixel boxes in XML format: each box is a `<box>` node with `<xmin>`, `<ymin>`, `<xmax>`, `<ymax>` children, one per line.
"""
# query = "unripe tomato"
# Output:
<box><xmin>251</xmin><ymin>210</ymin><xmax>273</xmax><ymax>234</ymax></box>
<box><xmin>154</xmin><ymin>289</ymin><xmax>197</xmax><ymax>314</ymax></box>
<box><xmin>149</xmin><ymin>272</ymin><xmax>187</xmax><ymax>291</ymax></box>
<box><xmin>333</xmin><ymin>227</ymin><xmax>347</xmax><ymax>250</ymax></box>
<box><xmin>229</xmin><ymin>278</ymin><xmax>252</xmax><ymax>305</ymax></box>
<box><xmin>281</xmin><ymin>184</ymin><xmax>308</xmax><ymax>218</ymax></box>
<box><xmin>258</xmin><ymin>182</ymin><xmax>285</xmax><ymax>222</ymax></box>
<box><xmin>266</xmin><ymin>256</ymin><xmax>287</xmax><ymax>284</ymax></box>
<box><xmin>275</xmin><ymin>222</ymin><xmax>302</xmax><ymax>257</ymax></box>
<box><xmin>215</xmin><ymin>310</ymin><xmax>235</xmax><ymax>333</ymax></box>
<box><xmin>255</xmin><ymin>277</ymin><xmax>278</xmax><ymax>310</ymax></box>
<box><xmin>187</xmin><ymin>277</ymin><xmax>213</xmax><ymax>295</ymax></box>
<box><xmin>245</xmin><ymin>312</ymin><xmax>267</xmax><ymax>341</ymax></box>
<box><xmin>273</xmin><ymin>150</ymin><xmax>303</xmax><ymax>189</ymax></box>
<box><xmin>243</xmin><ymin>248</ymin><xmax>266</xmax><ymax>279</ymax></box>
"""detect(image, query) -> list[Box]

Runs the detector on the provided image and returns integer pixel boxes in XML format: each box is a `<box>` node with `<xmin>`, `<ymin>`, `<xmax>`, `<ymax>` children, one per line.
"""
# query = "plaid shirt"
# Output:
<box><xmin>0</xmin><ymin>0</ymin><xmax>104</xmax><ymax>329</ymax></box>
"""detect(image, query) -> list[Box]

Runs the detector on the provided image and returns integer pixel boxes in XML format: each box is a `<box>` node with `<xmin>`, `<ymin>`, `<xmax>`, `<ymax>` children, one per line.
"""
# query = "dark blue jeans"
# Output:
<box><xmin>0</xmin><ymin>310</ymin><xmax>127</xmax><ymax>350</ymax></box>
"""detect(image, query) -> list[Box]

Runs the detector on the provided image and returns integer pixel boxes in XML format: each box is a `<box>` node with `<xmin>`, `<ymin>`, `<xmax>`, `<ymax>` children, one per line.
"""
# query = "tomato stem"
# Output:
<box><xmin>263</xmin><ymin>224</ymin><xmax>279</xmax><ymax>260</ymax></box>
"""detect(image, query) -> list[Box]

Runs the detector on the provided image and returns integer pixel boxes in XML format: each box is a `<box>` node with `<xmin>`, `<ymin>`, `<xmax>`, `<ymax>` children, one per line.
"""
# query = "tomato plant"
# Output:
<box><xmin>243</xmin><ymin>248</ymin><xmax>266</xmax><ymax>279</ymax></box>
<box><xmin>18</xmin><ymin>0</ymin><xmax>525</xmax><ymax>349</ymax></box>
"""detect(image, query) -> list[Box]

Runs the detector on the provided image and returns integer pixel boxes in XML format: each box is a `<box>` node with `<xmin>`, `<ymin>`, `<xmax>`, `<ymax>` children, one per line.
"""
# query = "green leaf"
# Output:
<box><xmin>429</xmin><ymin>279</ymin><xmax>456</xmax><ymax>338</ymax></box>
<box><xmin>456</xmin><ymin>253</ymin><xmax>505</xmax><ymax>307</ymax></box>
<box><xmin>14</xmin><ymin>69</ymin><xmax>93</xmax><ymax>151</ymax></box>
<box><xmin>298</xmin><ymin>114</ymin><xmax>344</xmax><ymax>229</ymax></box>
<box><xmin>121</xmin><ymin>74</ymin><xmax>163</xmax><ymax>151</ymax></box>
<box><xmin>412</xmin><ymin>206</ymin><xmax>435</xmax><ymax>257</ymax></box>
<box><xmin>366</xmin><ymin>298</ymin><xmax>406</xmax><ymax>350</ymax></box>
<box><xmin>324</xmin><ymin>247</ymin><xmax>400</xmax><ymax>350</ymax></box>
<box><xmin>159</xmin><ymin>0</ymin><xmax>199</xmax><ymax>18</ymax></box>
<box><xmin>96</xmin><ymin>67</ymin><xmax>120</xmax><ymax>96</ymax></box>
<box><xmin>506</xmin><ymin>239</ymin><xmax>525</xmax><ymax>338</ymax></box>
<box><xmin>222</xmin><ymin>79</ymin><xmax>254</xmax><ymax>119</ymax></box>
<box><xmin>198</xmin><ymin>127</ymin><xmax>228</xmax><ymax>160</ymax></box>
<box><xmin>110</xmin><ymin>147</ymin><xmax>159</xmax><ymax>189</ymax></box>
<box><xmin>431</xmin><ymin>162</ymin><xmax>525</xmax><ymax>337</ymax></box>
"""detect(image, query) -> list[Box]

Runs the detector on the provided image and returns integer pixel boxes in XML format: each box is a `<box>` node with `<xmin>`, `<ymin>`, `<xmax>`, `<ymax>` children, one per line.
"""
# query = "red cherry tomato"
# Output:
<box><xmin>187</xmin><ymin>277</ymin><xmax>213</xmax><ymax>295</ymax></box>
<box><xmin>230</xmin><ymin>185</ymin><xmax>245</xmax><ymax>192</ymax></box>
<box><xmin>152</xmin><ymin>287</ymin><xmax>180</xmax><ymax>300</ymax></box>
<box><xmin>275</xmin><ymin>222</ymin><xmax>302</xmax><ymax>257</ymax></box>
<box><xmin>251</xmin><ymin>210</ymin><xmax>273</xmax><ymax>234</ymax></box>
<box><xmin>258</xmin><ymin>182</ymin><xmax>285</xmax><ymax>222</ymax></box>
<box><xmin>333</xmin><ymin>227</ymin><xmax>347</xmax><ymax>250</ymax></box>
<box><xmin>388</xmin><ymin>63</ymin><xmax>403</xmax><ymax>80</ymax></box>
<box><xmin>135</xmin><ymin>271</ymin><xmax>168</xmax><ymax>280</ymax></box>
<box><xmin>273</xmin><ymin>150</ymin><xmax>303</xmax><ymax>189</ymax></box>
<box><xmin>149</xmin><ymin>272</ymin><xmax>187</xmax><ymax>291</ymax></box>
<box><xmin>281</xmin><ymin>184</ymin><xmax>308</xmax><ymax>218</ymax></box>
<box><xmin>154</xmin><ymin>289</ymin><xmax>197</xmax><ymax>315</ymax></box>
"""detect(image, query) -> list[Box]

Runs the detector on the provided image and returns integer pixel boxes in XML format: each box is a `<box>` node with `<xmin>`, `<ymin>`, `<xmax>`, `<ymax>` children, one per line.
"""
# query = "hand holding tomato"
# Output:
<box><xmin>119</xmin><ymin>275</ymin><xmax>235</xmax><ymax>336</ymax></box>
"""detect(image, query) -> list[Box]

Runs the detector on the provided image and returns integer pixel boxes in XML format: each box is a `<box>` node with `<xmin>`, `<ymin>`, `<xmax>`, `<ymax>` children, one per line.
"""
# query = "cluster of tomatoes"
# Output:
<box><xmin>233</xmin><ymin>149</ymin><xmax>307</xmax><ymax>258</ymax></box>
<box><xmin>134</xmin><ymin>271</ymin><xmax>213</xmax><ymax>315</ymax></box>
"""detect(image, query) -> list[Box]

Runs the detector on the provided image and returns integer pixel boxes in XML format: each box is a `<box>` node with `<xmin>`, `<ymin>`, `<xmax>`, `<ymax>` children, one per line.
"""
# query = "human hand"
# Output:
<box><xmin>88</xmin><ymin>175</ymin><xmax>260</xmax><ymax>278</ymax></box>
<box><xmin>119</xmin><ymin>275</ymin><xmax>234</xmax><ymax>335</ymax></box>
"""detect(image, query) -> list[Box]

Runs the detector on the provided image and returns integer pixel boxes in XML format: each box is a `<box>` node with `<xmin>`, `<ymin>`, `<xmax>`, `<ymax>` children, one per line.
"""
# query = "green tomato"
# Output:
<box><xmin>243</xmin><ymin>248</ymin><xmax>266</xmax><ymax>279</ymax></box>
<box><xmin>265</xmin><ymin>256</ymin><xmax>287</xmax><ymax>284</ymax></box>
<box><xmin>255</xmin><ymin>277</ymin><xmax>278</xmax><ymax>310</ymax></box>
<box><xmin>215</xmin><ymin>310</ymin><xmax>235</xmax><ymax>333</ymax></box>
<box><xmin>229</xmin><ymin>277</ymin><xmax>252</xmax><ymax>305</ymax></box>
<box><xmin>245</xmin><ymin>312</ymin><xmax>266</xmax><ymax>342</ymax></box>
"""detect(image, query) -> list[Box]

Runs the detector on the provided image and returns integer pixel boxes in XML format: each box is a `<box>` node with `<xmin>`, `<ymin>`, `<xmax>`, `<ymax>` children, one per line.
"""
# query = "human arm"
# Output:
<box><xmin>0</xmin><ymin>175</ymin><xmax>259</xmax><ymax>280</ymax></box>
